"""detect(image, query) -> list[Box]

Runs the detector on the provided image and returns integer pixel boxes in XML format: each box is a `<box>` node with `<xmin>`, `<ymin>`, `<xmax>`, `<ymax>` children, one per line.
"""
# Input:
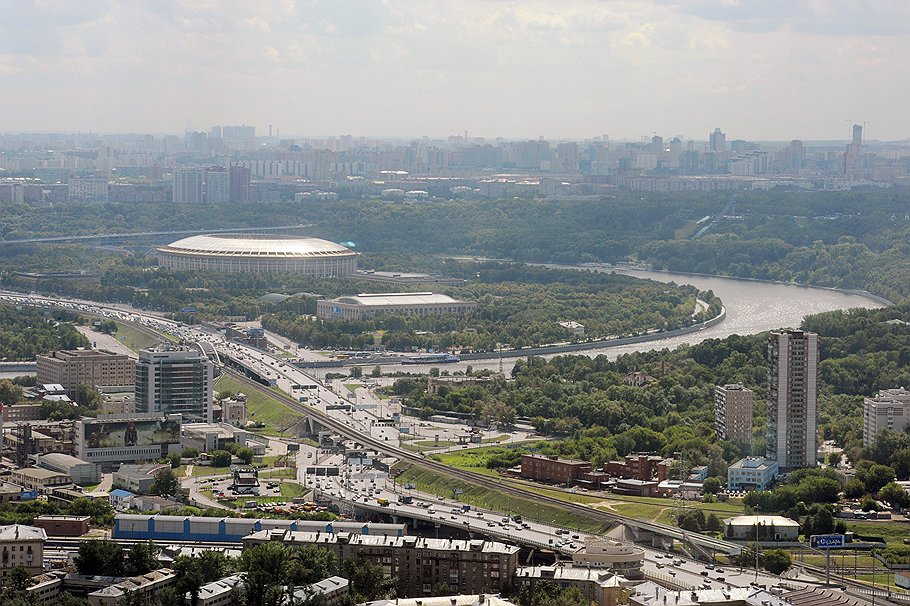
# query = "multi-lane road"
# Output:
<box><xmin>0</xmin><ymin>290</ymin><xmax>744</xmax><ymax>559</ymax></box>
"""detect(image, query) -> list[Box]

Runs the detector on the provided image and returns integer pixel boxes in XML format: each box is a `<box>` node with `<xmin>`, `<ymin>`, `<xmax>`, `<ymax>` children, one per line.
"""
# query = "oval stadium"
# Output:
<box><xmin>157</xmin><ymin>234</ymin><xmax>358</xmax><ymax>276</ymax></box>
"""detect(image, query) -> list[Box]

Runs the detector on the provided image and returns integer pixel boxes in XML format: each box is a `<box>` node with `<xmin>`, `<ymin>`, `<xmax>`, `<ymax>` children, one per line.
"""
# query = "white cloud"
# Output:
<box><xmin>0</xmin><ymin>0</ymin><xmax>906</xmax><ymax>140</ymax></box>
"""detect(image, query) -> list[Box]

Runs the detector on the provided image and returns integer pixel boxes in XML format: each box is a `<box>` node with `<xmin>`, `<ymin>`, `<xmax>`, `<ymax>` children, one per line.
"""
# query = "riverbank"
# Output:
<box><xmin>297</xmin><ymin>302</ymin><xmax>727</xmax><ymax>368</ymax></box>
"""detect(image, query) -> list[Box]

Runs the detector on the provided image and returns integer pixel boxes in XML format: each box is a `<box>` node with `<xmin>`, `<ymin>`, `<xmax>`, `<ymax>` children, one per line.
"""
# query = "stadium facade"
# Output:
<box><xmin>157</xmin><ymin>234</ymin><xmax>357</xmax><ymax>276</ymax></box>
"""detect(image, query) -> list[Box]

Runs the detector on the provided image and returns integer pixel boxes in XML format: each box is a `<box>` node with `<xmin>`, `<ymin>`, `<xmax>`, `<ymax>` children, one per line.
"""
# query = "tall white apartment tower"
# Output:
<box><xmin>766</xmin><ymin>330</ymin><xmax>818</xmax><ymax>470</ymax></box>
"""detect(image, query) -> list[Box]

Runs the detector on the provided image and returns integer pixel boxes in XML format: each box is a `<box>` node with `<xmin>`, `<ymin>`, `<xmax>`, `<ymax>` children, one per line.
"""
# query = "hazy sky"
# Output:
<box><xmin>1</xmin><ymin>0</ymin><xmax>908</xmax><ymax>141</ymax></box>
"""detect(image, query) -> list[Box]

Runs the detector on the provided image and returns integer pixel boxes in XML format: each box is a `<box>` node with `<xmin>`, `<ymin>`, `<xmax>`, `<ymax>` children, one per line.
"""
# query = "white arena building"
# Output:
<box><xmin>157</xmin><ymin>234</ymin><xmax>358</xmax><ymax>276</ymax></box>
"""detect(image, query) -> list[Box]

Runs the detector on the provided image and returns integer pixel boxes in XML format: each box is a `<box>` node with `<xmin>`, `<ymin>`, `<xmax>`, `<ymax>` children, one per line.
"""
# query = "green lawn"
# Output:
<box><xmin>394</xmin><ymin>465</ymin><xmax>610</xmax><ymax>534</ymax></box>
<box><xmin>215</xmin><ymin>376</ymin><xmax>304</xmax><ymax>435</ymax></box>
<box><xmin>192</xmin><ymin>465</ymin><xmax>231</xmax><ymax>477</ymax></box>
<box><xmin>260</xmin><ymin>468</ymin><xmax>297</xmax><ymax>480</ymax></box>
<box><xmin>113</xmin><ymin>321</ymin><xmax>166</xmax><ymax>351</ymax></box>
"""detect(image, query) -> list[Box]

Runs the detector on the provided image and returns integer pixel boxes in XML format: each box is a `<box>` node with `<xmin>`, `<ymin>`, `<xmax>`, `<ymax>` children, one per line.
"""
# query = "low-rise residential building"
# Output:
<box><xmin>316</xmin><ymin>292</ymin><xmax>476</xmax><ymax>321</ymax></box>
<box><xmin>863</xmin><ymin>388</ymin><xmax>910</xmax><ymax>447</ymax></box>
<box><xmin>723</xmin><ymin>515</ymin><xmax>800</xmax><ymax>542</ymax></box>
<box><xmin>0</xmin><ymin>524</ymin><xmax>46</xmax><ymax>579</ymax></box>
<box><xmin>243</xmin><ymin>531</ymin><xmax>519</xmax><ymax>598</ymax></box>
<box><xmin>190</xmin><ymin>573</ymin><xmax>244</xmax><ymax>606</ymax></box>
<box><xmin>26</xmin><ymin>571</ymin><xmax>63</xmax><ymax>604</ymax></box>
<box><xmin>35</xmin><ymin>453</ymin><xmax>101</xmax><ymax>485</ymax></box>
<box><xmin>520</xmin><ymin>454</ymin><xmax>592</xmax><ymax>485</ymax></box>
<box><xmin>87</xmin><ymin>568</ymin><xmax>177</xmax><ymax>606</ymax></box>
<box><xmin>287</xmin><ymin>576</ymin><xmax>349</xmax><ymax>606</ymax></box>
<box><xmin>513</xmin><ymin>566</ymin><xmax>629</xmax><ymax>606</ymax></box>
<box><xmin>727</xmin><ymin>457</ymin><xmax>778</xmax><ymax>492</ymax></box>
<box><xmin>571</xmin><ymin>539</ymin><xmax>645</xmax><ymax>579</ymax></box>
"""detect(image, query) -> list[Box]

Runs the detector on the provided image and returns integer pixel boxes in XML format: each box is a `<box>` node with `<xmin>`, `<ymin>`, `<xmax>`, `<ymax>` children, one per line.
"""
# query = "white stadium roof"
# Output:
<box><xmin>334</xmin><ymin>292</ymin><xmax>463</xmax><ymax>307</ymax></box>
<box><xmin>158</xmin><ymin>234</ymin><xmax>354</xmax><ymax>258</ymax></box>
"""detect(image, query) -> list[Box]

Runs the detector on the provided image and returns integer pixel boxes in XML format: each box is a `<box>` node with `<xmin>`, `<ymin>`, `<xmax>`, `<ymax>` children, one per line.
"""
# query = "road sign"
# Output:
<box><xmin>810</xmin><ymin>534</ymin><xmax>846</xmax><ymax>549</ymax></box>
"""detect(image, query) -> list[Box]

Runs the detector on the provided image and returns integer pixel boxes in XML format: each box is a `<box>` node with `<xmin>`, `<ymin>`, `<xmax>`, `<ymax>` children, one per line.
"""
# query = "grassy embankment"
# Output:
<box><xmin>112</xmin><ymin>320</ymin><xmax>171</xmax><ymax>351</ymax></box>
<box><xmin>425</xmin><ymin>445</ymin><xmax>747</xmax><ymax>527</ymax></box>
<box><xmin>214</xmin><ymin>375</ymin><xmax>304</xmax><ymax>436</ymax></box>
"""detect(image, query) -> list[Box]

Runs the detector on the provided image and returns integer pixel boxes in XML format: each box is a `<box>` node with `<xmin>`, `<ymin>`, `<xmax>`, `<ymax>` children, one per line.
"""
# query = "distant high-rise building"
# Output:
<box><xmin>651</xmin><ymin>135</ymin><xmax>664</xmax><ymax>156</ymax></box>
<box><xmin>715</xmin><ymin>384</ymin><xmax>754</xmax><ymax>442</ymax></box>
<box><xmin>709</xmin><ymin>128</ymin><xmax>726</xmax><ymax>153</ymax></box>
<box><xmin>789</xmin><ymin>140</ymin><xmax>806</xmax><ymax>170</ymax></box>
<box><xmin>222</xmin><ymin>125</ymin><xmax>256</xmax><ymax>149</ymax></box>
<box><xmin>846</xmin><ymin>124</ymin><xmax>863</xmax><ymax>172</ymax></box>
<box><xmin>852</xmin><ymin>124</ymin><xmax>863</xmax><ymax>148</ymax></box>
<box><xmin>185</xmin><ymin>131</ymin><xmax>207</xmax><ymax>154</ymax></box>
<box><xmin>135</xmin><ymin>347</ymin><xmax>213</xmax><ymax>423</ymax></box>
<box><xmin>173</xmin><ymin>169</ymin><xmax>204</xmax><ymax>203</ymax></box>
<box><xmin>229</xmin><ymin>166</ymin><xmax>251</xmax><ymax>203</ymax></box>
<box><xmin>766</xmin><ymin>330</ymin><xmax>818</xmax><ymax>470</ymax></box>
<box><xmin>203</xmin><ymin>167</ymin><xmax>230</xmax><ymax>204</ymax></box>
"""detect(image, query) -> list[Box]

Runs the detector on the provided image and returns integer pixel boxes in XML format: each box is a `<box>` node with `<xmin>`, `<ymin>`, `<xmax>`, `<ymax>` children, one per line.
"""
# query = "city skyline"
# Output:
<box><xmin>1</xmin><ymin>1</ymin><xmax>909</xmax><ymax>140</ymax></box>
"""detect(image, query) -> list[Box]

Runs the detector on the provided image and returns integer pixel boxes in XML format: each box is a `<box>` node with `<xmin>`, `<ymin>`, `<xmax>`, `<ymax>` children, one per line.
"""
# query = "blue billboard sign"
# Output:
<box><xmin>180</xmin><ymin>307</ymin><xmax>198</xmax><ymax>314</ymax></box>
<box><xmin>810</xmin><ymin>534</ymin><xmax>846</xmax><ymax>549</ymax></box>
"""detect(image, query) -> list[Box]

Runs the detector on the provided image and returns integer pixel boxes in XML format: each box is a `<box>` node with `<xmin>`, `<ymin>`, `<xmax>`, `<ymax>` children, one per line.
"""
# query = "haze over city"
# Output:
<box><xmin>1</xmin><ymin>0</ymin><xmax>909</xmax><ymax>140</ymax></box>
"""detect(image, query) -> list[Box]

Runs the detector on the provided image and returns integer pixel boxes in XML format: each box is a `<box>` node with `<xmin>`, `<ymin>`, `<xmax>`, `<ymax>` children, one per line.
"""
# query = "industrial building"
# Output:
<box><xmin>113</xmin><ymin>514</ymin><xmax>406</xmax><ymax>543</ymax></box>
<box><xmin>316</xmin><ymin>292</ymin><xmax>476</xmax><ymax>321</ymax></box>
<box><xmin>34</xmin><ymin>453</ymin><xmax>101</xmax><ymax>485</ymax></box>
<box><xmin>243</xmin><ymin>530</ymin><xmax>519</xmax><ymax>598</ymax></box>
<box><xmin>10</xmin><ymin>467</ymin><xmax>71</xmax><ymax>493</ymax></box>
<box><xmin>32</xmin><ymin>515</ymin><xmax>91</xmax><ymax>537</ymax></box>
<box><xmin>157</xmin><ymin>234</ymin><xmax>358</xmax><ymax>276</ymax></box>
<box><xmin>36</xmin><ymin>350</ymin><xmax>135</xmax><ymax>399</ymax></box>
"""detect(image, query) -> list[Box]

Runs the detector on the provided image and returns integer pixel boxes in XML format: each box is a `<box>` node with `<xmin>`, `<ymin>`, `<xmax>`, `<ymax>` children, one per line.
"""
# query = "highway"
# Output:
<box><xmin>0</xmin><ymin>289</ymin><xmax>745</xmax><ymax>559</ymax></box>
